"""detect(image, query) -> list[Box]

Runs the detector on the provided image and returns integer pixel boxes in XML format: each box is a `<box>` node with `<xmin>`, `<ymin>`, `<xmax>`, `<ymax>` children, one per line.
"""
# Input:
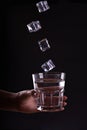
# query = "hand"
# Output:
<box><xmin>16</xmin><ymin>90</ymin><xmax>38</xmax><ymax>114</ymax></box>
<box><xmin>16</xmin><ymin>90</ymin><xmax>68</xmax><ymax>114</ymax></box>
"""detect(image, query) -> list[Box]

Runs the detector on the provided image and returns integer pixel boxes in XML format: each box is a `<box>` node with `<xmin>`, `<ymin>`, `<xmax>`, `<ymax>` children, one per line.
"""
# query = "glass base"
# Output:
<box><xmin>37</xmin><ymin>105</ymin><xmax>63</xmax><ymax>112</ymax></box>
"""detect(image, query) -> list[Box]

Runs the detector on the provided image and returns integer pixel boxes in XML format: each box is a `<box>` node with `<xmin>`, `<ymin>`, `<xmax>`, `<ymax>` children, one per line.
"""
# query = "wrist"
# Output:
<box><xmin>11</xmin><ymin>92</ymin><xmax>19</xmax><ymax>111</ymax></box>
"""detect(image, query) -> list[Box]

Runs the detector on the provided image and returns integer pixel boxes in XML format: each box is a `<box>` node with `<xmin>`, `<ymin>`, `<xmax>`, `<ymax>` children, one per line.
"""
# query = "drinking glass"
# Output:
<box><xmin>32</xmin><ymin>72</ymin><xmax>66</xmax><ymax>112</ymax></box>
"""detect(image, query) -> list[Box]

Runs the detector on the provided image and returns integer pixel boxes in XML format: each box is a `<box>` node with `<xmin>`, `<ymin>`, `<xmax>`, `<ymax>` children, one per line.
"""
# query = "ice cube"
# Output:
<box><xmin>41</xmin><ymin>59</ymin><xmax>55</xmax><ymax>72</ymax></box>
<box><xmin>36</xmin><ymin>1</ymin><xmax>50</xmax><ymax>13</ymax></box>
<box><xmin>27</xmin><ymin>21</ymin><xmax>42</xmax><ymax>32</ymax></box>
<box><xmin>38</xmin><ymin>38</ymin><xmax>50</xmax><ymax>52</ymax></box>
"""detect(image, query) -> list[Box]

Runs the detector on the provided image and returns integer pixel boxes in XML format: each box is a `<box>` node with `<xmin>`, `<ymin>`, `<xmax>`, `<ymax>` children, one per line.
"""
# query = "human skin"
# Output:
<box><xmin>0</xmin><ymin>89</ymin><xmax>67</xmax><ymax>114</ymax></box>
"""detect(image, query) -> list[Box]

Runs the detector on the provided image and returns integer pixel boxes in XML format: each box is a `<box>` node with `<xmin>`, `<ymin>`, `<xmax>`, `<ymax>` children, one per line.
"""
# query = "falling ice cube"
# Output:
<box><xmin>41</xmin><ymin>59</ymin><xmax>55</xmax><ymax>72</ymax></box>
<box><xmin>27</xmin><ymin>21</ymin><xmax>42</xmax><ymax>32</ymax></box>
<box><xmin>38</xmin><ymin>38</ymin><xmax>50</xmax><ymax>52</ymax></box>
<box><xmin>36</xmin><ymin>1</ymin><xmax>50</xmax><ymax>13</ymax></box>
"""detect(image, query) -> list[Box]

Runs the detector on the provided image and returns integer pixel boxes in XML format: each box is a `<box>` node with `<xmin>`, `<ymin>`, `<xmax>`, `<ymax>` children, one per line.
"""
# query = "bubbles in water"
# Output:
<box><xmin>36</xmin><ymin>1</ymin><xmax>50</xmax><ymax>13</ymax></box>
<box><xmin>41</xmin><ymin>59</ymin><xmax>55</xmax><ymax>72</ymax></box>
<box><xmin>38</xmin><ymin>38</ymin><xmax>50</xmax><ymax>52</ymax></box>
<box><xmin>27</xmin><ymin>21</ymin><xmax>42</xmax><ymax>32</ymax></box>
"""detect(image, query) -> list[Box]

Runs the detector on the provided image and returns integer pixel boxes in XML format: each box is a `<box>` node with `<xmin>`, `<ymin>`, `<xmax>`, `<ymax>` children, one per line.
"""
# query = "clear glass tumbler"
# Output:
<box><xmin>32</xmin><ymin>72</ymin><xmax>66</xmax><ymax>112</ymax></box>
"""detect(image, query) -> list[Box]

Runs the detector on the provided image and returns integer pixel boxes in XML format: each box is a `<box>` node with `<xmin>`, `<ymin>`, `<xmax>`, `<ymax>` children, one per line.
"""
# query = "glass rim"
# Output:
<box><xmin>32</xmin><ymin>71</ymin><xmax>66</xmax><ymax>75</ymax></box>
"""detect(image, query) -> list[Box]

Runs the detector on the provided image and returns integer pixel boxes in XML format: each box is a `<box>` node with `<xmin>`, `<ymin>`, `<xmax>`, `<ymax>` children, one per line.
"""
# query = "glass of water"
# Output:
<box><xmin>32</xmin><ymin>72</ymin><xmax>66</xmax><ymax>112</ymax></box>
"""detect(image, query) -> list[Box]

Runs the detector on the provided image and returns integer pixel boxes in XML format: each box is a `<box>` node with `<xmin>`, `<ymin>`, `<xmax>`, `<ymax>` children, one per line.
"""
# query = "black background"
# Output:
<box><xmin>1</xmin><ymin>0</ymin><xmax>87</xmax><ymax>129</ymax></box>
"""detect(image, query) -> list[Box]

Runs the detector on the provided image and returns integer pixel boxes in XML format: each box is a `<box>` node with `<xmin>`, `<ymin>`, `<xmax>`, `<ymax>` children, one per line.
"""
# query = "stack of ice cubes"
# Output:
<box><xmin>27</xmin><ymin>1</ymin><xmax>56</xmax><ymax>72</ymax></box>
